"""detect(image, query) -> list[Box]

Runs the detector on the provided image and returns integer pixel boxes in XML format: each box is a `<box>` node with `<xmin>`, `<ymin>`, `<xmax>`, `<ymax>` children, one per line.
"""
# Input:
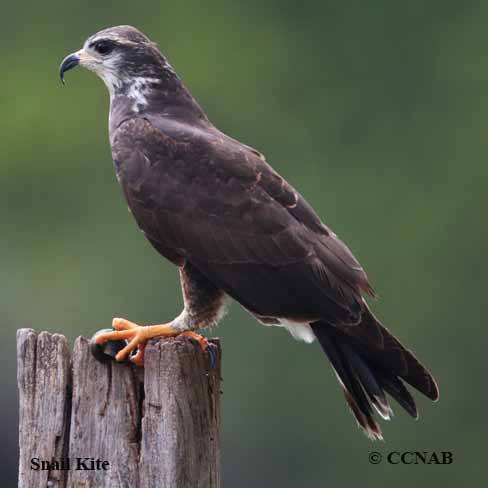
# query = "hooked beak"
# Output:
<box><xmin>59</xmin><ymin>49</ymin><xmax>98</xmax><ymax>84</ymax></box>
<box><xmin>59</xmin><ymin>53</ymin><xmax>80</xmax><ymax>84</ymax></box>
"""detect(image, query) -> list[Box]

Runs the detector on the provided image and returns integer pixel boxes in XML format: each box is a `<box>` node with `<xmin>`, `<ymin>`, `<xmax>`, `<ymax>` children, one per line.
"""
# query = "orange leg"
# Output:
<box><xmin>94</xmin><ymin>318</ymin><xmax>215</xmax><ymax>366</ymax></box>
<box><xmin>94</xmin><ymin>318</ymin><xmax>179</xmax><ymax>363</ymax></box>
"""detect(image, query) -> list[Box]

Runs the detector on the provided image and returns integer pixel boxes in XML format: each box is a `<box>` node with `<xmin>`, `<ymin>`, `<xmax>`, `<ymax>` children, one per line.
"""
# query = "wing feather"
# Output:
<box><xmin>111</xmin><ymin>117</ymin><xmax>372</xmax><ymax>322</ymax></box>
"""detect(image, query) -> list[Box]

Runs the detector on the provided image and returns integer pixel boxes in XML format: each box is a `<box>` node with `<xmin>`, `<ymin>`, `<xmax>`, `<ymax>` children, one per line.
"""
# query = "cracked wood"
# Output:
<box><xmin>17</xmin><ymin>328</ymin><xmax>221</xmax><ymax>488</ymax></box>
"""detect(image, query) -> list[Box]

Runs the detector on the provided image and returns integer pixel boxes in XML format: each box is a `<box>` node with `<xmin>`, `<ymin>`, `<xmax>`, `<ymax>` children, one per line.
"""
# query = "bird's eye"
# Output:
<box><xmin>91</xmin><ymin>40</ymin><xmax>114</xmax><ymax>55</ymax></box>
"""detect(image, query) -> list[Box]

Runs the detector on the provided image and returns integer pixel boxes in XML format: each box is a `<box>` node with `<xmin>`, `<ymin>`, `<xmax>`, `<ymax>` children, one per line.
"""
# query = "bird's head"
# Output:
<box><xmin>59</xmin><ymin>26</ymin><xmax>171</xmax><ymax>97</ymax></box>
<box><xmin>60</xmin><ymin>26</ymin><xmax>208</xmax><ymax>125</ymax></box>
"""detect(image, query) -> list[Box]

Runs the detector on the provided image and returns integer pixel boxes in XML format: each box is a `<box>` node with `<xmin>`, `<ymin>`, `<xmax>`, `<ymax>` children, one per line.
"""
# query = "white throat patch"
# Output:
<box><xmin>99</xmin><ymin>70</ymin><xmax>124</xmax><ymax>97</ymax></box>
<box><xmin>125</xmin><ymin>77</ymin><xmax>161</xmax><ymax>112</ymax></box>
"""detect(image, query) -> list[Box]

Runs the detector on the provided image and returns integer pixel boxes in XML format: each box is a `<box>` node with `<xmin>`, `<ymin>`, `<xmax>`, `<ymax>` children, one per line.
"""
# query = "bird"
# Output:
<box><xmin>59</xmin><ymin>25</ymin><xmax>438</xmax><ymax>440</ymax></box>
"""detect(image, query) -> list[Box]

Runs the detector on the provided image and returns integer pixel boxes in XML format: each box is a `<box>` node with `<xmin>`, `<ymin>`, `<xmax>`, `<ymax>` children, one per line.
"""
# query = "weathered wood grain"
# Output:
<box><xmin>17</xmin><ymin>329</ymin><xmax>221</xmax><ymax>488</ymax></box>
<box><xmin>17</xmin><ymin>328</ymin><xmax>71</xmax><ymax>488</ymax></box>
<box><xmin>139</xmin><ymin>337</ymin><xmax>221</xmax><ymax>488</ymax></box>
<box><xmin>66</xmin><ymin>336</ymin><xmax>142</xmax><ymax>488</ymax></box>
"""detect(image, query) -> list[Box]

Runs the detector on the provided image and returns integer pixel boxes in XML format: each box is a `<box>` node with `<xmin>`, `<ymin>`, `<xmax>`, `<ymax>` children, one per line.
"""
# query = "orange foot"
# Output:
<box><xmin>94</xmin><ymin>318</ymin><xmax>216</xmax><ymax>367</ymax></box>
<box><xmin>179</xmin><ymin>331</ymin><xmax>217</xmax><ymax>368</ymax></box>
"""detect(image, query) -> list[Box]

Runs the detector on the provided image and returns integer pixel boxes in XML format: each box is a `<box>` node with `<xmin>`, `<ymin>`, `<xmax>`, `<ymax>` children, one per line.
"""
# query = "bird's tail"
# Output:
<box><xmin>310</xmin><ymin>305</ymin><xmax>439</xmax><ymax>440</ymax></box>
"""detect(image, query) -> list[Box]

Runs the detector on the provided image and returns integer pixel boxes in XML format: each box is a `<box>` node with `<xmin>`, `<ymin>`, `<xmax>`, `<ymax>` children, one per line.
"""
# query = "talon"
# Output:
<box><xmin>90</xmin><ymin>329</ymin><xmax>129</xmax><ymax>364</ymax></box>
<box><xmin>207</xmin><ymin>343</ymin><xmax>217</xmax><ymax>369</ymax></box>
<box><xmin>90</xmin><ymin>319</ymin><xmax>215</xmax><ymax>366</ymax></box>
<box><xmin>130</xmin><ymin>344</ymin><xmax>146</xmax><ymax>366</ymax></box>
<box><xmin>180</xmin><ymin>331</ymin><xmax>217</xmax><ymax>368</ymax></box>
<box><xmin>95</xmin><ymin>328</ymin><xmax>135</xmax><ymax>344</ymax></box>
<box><xmin>92</xmin><ymin>319</ymin><xmax>179</xmax><ymax>363</ymax></box>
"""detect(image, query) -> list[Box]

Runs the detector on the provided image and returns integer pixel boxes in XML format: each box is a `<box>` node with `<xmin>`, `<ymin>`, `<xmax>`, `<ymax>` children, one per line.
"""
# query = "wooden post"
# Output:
<box><xmin>17</xmin><ymin>328</ymin><xmax>221</xmax><ymax>488</ymax></box>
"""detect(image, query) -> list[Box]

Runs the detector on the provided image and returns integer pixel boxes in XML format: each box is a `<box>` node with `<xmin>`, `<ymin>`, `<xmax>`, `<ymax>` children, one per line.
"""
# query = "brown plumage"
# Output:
<box><xmin>59</xmin><ymin>25</ymin><xmax>438</xmax><ymax>440</ymax></box>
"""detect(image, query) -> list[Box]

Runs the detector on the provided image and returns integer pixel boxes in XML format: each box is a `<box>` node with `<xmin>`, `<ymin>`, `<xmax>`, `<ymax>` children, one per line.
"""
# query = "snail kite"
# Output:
<box><xmin>59</xmin><ymin>26</ymin><xmax>438</xmax><ymax>439</ymax></box>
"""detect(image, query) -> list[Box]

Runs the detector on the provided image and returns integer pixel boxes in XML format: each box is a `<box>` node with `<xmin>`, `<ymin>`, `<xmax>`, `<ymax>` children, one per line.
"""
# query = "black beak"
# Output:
<box><xmin>59</xmin><ymin>53</ymin><xmax>80</xmax><ymax>84</ymax></box>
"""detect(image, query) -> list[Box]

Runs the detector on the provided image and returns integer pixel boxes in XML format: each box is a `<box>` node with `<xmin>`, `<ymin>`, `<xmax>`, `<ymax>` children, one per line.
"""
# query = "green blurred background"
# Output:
<box><xmin>1</xmin><ymin>0</ymin><xmax>485</xmax><ymax>485</ymax></box>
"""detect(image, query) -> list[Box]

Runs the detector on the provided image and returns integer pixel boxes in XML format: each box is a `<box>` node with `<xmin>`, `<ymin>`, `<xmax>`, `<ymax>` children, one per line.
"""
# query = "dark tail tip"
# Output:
<box><xmin>311</xmin><ymin>320</ymin><xmax>436</xmax><ymax>440</ymax></box>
